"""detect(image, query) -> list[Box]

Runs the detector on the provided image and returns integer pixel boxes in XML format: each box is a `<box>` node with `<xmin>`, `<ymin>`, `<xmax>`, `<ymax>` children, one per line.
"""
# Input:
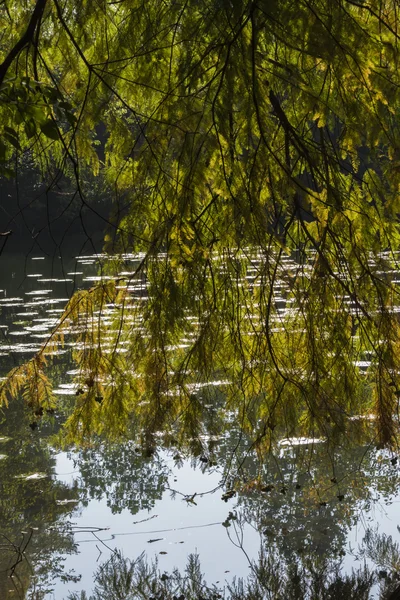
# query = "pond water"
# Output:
<box><xmin>0</xmin><ymin>250</ymin><xmax>400</xmax><ymax>598</ymax></box>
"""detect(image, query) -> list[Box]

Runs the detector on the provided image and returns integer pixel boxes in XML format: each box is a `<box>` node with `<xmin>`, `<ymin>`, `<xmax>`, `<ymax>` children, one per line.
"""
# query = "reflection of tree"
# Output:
<box><xmin>66</xmin><ymin>551</ymin><xmax>223</xmax><ymax>600</ymax></box>
<box><xmin>71</xmin><ymin>440</ymin><xmax>170</xmax><ymax>515</ymax></box>
<box><xmin>64</xmin><ymin>540</ymin><xmax>400</xmax><ymax>600</ymax></box>
<box><xmin>232</xmin><ymin>437</ymin><xmax>400</xmax><ymax>562</ymax></box>
<box><xmin>0</xmin><ymin>400</ymin><xmax>80</xmax><ymax>598</ymax></box>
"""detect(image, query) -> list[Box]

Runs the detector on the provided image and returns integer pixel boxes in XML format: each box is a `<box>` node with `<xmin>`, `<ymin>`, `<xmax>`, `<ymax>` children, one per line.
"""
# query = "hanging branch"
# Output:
<box><xmin>0</xmin><ymin>0</ymin><xmax>47</xmax><ymax>86</ymax></box>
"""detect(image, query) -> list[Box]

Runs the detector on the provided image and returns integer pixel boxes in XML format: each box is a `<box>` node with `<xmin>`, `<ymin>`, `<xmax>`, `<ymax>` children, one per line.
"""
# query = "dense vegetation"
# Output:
<box><xmin>1</xmin><ymin>0</ymin><xmax>400</xmax><ymax>452</ymax></box>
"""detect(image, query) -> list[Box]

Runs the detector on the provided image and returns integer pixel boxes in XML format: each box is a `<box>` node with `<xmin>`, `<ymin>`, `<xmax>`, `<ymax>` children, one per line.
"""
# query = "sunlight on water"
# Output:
<box><xmin>0</xmin><ymin>250</ymin><xmax>399</xmax><ymax>598</ymax></box>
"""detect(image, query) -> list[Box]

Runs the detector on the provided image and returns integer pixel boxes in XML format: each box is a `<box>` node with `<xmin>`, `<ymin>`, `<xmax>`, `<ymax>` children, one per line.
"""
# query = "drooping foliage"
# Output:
<box><xmin>1</xmin><ymin>0</ymin><xmax>400</xmax><ymax>448</ymax></box>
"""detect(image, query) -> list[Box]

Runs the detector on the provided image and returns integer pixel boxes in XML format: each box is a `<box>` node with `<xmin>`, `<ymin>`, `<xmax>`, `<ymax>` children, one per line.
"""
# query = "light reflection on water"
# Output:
<box><xmin>0</xmin><ymin>251</ymin><xmax>262</xmax><ymax>597</ymax></box>
<box><xmin>0</xmin><ymin>250</ymin><xmax>400</xmax><ymax>597</ymax></box>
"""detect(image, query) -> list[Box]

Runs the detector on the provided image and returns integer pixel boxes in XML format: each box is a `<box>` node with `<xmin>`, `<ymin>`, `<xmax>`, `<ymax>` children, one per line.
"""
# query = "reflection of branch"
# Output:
<box><xmin>0</xmin><ymin>528</ymin><xmax>33</xmax><ymax>575</ymax></box>
<box><xmin>52</xmin><ymin>521</ymin><xmax>222</xmax><ymax>544</ymax></box>
<box><xmin>0</xmin><ymin>528</ymin><xmax>34</xmax><ymax>600</ymax></box>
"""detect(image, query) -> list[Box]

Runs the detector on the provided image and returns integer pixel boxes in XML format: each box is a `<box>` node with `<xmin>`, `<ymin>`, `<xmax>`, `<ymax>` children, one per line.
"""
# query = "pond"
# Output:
<box><xmin>0</xmin><ymin>249</ymin><xmax>400</xmax><ymax>599</ymax></box>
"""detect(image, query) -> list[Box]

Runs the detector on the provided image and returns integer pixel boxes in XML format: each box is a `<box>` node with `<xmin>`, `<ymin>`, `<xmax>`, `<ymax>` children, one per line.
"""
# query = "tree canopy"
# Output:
<box><xmin>1</xmin><ymin>0</ymin><xmax>400</xmax><ymax>451</ymax></box>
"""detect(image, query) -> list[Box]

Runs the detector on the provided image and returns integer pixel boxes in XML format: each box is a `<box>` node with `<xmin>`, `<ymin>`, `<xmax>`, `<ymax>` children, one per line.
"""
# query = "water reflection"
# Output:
<box><xmin>1</xmin><ymin>252</ymin><xmax>400</xmax><ymax>598</ymax></box>
<box><xmin>64</xmin><ymin>535</ymin><xmax>400</xmax><ymax>599</ymax></box>
<box><xmin>0</xmin><ymin>401</ymin><xmax>78</xmax><ymax>598</ymax></box>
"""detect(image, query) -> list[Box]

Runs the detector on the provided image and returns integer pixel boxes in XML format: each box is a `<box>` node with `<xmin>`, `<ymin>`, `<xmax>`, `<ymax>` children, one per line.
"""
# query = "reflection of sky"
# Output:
<box><xmin>54</xmin><ymin>452</ymin><xmax>261</xmax><ymax>598</ymax></box>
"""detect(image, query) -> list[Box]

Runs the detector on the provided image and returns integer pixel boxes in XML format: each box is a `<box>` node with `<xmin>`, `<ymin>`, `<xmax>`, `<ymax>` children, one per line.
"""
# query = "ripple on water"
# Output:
<box><xmin>0</xmin><ymin>343</ymin><xmax>41</xmax><ymax>353</ymax></box>
<box><xmin>25</xmin><ymin>290</ymin><xmax>52</xmax><ymax>296</ymax></box>
<box><xmin>41</xmin><ymin>278</ymin><xmax>74</xmax><ymax>283</ymax></box>
<box><xmin>279</xmin><ymin>437</ymin><xmax>326</xmax><ymax>447</ymax></box>
<box><xmin>16</xmin><ymin>472</ymin><xmax>47</xmax><ymax>481</ymax></box>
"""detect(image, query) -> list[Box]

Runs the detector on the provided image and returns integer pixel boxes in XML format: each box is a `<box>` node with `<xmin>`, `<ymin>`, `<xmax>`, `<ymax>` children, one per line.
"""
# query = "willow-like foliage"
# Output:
<box><xmin>1</xmin><ymin>1</ymin><xmax>400</xmax><ymax>448</ymax></box>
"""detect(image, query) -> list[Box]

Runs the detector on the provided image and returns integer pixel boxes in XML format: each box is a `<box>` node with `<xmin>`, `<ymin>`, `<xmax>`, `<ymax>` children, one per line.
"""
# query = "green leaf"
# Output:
<box><xmin>24</xmin><ymin>120</ymin><xmax>36</xmax><ymax>140</ymax></box>
<box><xmin>3</xmin><ymin>132</ymin><xmax>21</xmax><ymax>151</ymax></box>
<box><xmin>58</xmin><ymin>101</ymin><xmax>73</xmax><ymax>111</ymax></box>
<box><xmin>26</xmin><ymin>105</ymin><xmax>47</xmax><ymax>125</ymax></box>
<box><xmin>4</xmin><ymin>126</ymin><xmax>18</xmax><ymax>138</ymax></box>
<box><xmin>40</xmin><ymin>120</ymin><xmax>59</xmax><ymax>140</ymax></box>
<box><xmin>65</xmin><ymin>111</ymin><xmax>77</xmax><ymax>127</ymax></box>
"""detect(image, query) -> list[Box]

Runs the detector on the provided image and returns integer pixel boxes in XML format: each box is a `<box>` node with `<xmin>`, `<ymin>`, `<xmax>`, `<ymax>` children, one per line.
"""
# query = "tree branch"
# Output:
<box><xmin>0</xmin><ymin>0</ymin><xmax>47</xmax><ymax>87</ymax></box>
